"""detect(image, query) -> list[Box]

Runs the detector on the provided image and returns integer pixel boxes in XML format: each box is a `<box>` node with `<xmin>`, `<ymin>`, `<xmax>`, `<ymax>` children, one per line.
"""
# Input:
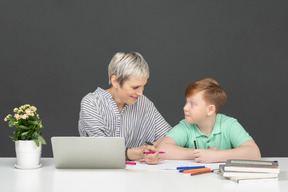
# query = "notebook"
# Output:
<box><xmin>51</xmin><ymin>137</ymin><xmax>126</xmax><ymax>169</ymax></box>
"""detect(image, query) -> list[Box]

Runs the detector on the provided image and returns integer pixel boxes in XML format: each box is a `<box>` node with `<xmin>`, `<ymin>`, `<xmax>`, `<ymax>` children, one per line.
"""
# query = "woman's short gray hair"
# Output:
<box><xmin>108</xmin><ymin>52</ymin><xmax>150</xmax><ymax>86</ymax></box>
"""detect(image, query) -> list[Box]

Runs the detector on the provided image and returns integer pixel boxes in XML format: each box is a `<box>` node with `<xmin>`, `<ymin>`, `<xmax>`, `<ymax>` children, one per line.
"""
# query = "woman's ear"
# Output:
<box><xmin>110</xmin><ymin>75</ymin><xmax>119</xmax><ymax>88</ymax></box>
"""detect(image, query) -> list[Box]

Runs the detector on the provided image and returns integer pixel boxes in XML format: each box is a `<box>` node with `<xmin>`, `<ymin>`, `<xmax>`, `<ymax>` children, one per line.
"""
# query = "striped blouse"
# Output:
<box><xmin>78</xmin><ymin>87</ymin><xmax>172</xmax><ymax>148</ymax></box>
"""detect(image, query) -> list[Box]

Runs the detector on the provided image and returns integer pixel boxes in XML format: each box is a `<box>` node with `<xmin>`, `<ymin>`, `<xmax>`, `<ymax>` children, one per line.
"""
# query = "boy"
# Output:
<box><xmin>157</xmin><ymin>78</ymin><xmax>261</xmax><ymax>163</ymax></box>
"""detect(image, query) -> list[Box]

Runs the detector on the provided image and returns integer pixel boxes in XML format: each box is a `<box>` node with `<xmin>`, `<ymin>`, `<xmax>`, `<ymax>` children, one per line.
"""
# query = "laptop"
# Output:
<box><xmin>51</xmin><ymin>137</ymin><xmax>126</xmax><ymax>169</ymax></box>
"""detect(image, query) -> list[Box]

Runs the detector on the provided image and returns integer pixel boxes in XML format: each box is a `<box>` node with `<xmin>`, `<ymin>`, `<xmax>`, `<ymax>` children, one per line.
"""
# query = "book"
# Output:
<box><xmin>229</xmin><ymin>177</ymin><xmax>278</xmax><ymax>184</ymax></box>
<box><xmin>223</xmin><ymin>159</ymin><xmax>279</xmax><ymax>173</ymax></box>
<box><xmin>214</xmin><ymin>159</ymin><xmax>280</xmax><ymax>184</ymax></box>
<box><xmin>225</xmin><ymin>159</ymin><xmax>279</xmax><ymax>167</ymax></box>
<box><xmin>222</xmin><ymin>165</ymin><xmax>280</xmax><ymax>173</ymax></box>
<box><xmin>219</xmin><ymin>165</ymin><xmax>279</xmax><ymax>178</ymax></box>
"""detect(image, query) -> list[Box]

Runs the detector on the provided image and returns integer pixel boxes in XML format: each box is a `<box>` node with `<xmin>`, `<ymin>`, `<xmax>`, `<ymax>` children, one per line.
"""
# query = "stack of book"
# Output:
<box><xmin>216</xmin><ymin>159</ymin><xmax>280</xmax><ymax>184</ymax></box>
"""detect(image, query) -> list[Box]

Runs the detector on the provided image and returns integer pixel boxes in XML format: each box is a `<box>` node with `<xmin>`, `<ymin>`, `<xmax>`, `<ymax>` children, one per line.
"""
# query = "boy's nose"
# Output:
<box><xmin>183</xmin><ymin>103</ymin><xmax>188</xmax><ymax>111</ymax></box>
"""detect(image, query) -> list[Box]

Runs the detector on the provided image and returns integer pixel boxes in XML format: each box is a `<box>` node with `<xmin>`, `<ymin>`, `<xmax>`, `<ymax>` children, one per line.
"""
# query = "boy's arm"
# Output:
<box><xmin>157</xmin><ymin>137</ymin><xmax>195</xmax><ymax>160</ymax></box>
<box><xmin>193</xmin><ymin>140</ymin><xmax>261</xmax><ymax>163</ymax></box>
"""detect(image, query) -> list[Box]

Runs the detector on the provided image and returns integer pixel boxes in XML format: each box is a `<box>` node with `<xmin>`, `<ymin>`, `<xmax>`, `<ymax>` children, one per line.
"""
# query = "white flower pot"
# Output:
<box><xmin>15</xmin><ymin>140</ymin><xmax>42</xmax><ymax>169</ymax></box>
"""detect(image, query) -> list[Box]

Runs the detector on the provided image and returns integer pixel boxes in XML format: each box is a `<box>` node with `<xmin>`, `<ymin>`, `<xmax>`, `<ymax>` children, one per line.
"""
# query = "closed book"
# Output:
<box><xmin>222</xmin><ymin>165</ymin><xmax>280</xmax><ymax>173</ymax></box>
<box><xmin>226</xmin><ymin>159</ymin><xmax>278</xmax><ymax>168</ymax></box>
<box><xmin>229</xmin><ymin>177</ymin><xmax>279</xmax><ymax>184</ymax></box>
<box><xmin>219</xmin><ymin>165</ymin><xmax>279</xmax><ymax>178</ymax></box>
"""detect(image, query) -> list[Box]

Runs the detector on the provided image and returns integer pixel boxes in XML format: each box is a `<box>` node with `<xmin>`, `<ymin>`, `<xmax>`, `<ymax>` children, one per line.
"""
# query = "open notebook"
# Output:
<box><xmin>51</xmin><ymin>137</ymin><xmax>125</xmax><ymax>169</ymax></box>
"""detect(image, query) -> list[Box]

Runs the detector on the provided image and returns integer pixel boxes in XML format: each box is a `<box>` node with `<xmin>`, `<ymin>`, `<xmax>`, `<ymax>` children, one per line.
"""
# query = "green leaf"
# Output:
<box><xmin>8</xmin><ymin>119</ymin><xmax>16</xmax><ymax>127</ymax></box>
<box><xmin>38</xmin><ymin>135</ymin><xmax>46</xmax><ymax>145</ymax></box>
<box><xmin>18</xmin><ymin>125</ymin><xmax>30</xmax><ymax>130</ymax></box>
<box><xmin>15</xmin><ymin>129</ymin><xmax>21</xmax><ymax>138</ymax></box>
<box><xmin>33</xmin><ymin>139</ymin><xmax>39</xmax><ymax>147</ymax></box>
<box><xmin>9</xmin><ymin>135</ymin><xmax>15</xmax><ymax>140</ymax></box>
<box><xmin>20</xmin><ymin>131</ymin><xmax>30</xmax><ymax>140</ymax></box>
<box><xmin>28</xmin><ymin>120</ymin><xmax>39</xmax><ymax>125</ymax></box>
<box><xmin>32</xmin><ymin>132</ymin><xmax>38</xmax><ymax>139</ymax></box>
<box><xmin>28</xmin><ymin>125</ymin><xmax>35</xmax><ymax>130</ymax></box>
<box><xmin>21</xmin><ymin>132</ymin><xmax>29</xmax><ymax>136</ymax></box>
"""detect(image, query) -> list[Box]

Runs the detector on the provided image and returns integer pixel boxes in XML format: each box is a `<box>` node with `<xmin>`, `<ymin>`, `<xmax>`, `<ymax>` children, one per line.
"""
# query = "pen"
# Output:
<box><xmin>183</xmin><ymin>168</ymin><xmax>211</xmax><ymax>174</ymax></box>
<box><xmin>177</xmin><ymin>166</ymin><xmax>205</xmax><ymax>170</ymax></box>
<box><xmin>126</xmin><ymin>162</ymin><xmax>136</xmax><ymax>165</ymax></box>
<box><xmin>194</xmin><ymin>140</ymin><xmax>197</xmax><ymax>149</ymax></box>
<box><xmin>146</xmin><ymin>141</ymin><xmax>154</xmax><ymax>146</ymax></box>
<box><xmin>190</xmin><ymin>170</ymin><xmax>212</xmax><ymax>176</ymax></box>
<box><xmin>143</xmin><ymin>151</ymin><xmax>165</xmax><ymax>154</ymax></box>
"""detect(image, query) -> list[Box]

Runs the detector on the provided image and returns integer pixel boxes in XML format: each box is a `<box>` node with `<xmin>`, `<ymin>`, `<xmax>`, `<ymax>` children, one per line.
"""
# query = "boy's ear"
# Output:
<box><xmin>110</xmin><ymin>75</ymin><xmax>119</xmax><ymax>88</ymax></box>
<box><xmin>207</xmin><ymin>104</ymin><xmax>216</xmax><ymax>116</ymax></box>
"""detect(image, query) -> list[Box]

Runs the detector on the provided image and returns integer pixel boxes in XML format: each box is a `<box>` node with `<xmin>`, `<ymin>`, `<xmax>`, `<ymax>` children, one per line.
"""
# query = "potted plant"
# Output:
<box><xmin>4</xmin><ymin>104</ymin><xmax>46</xmax><ymax>169</ymax></box>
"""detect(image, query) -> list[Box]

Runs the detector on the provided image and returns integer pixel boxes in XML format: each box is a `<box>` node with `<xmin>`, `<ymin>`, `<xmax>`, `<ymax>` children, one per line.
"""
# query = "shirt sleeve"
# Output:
<box><xmin>166</xmin><ymin>120</ymin><xmax>190</xmax><ymax>147</ymax></box>
<box><xmin>228</xmin><ymin>120</ymin><xmax>253</xmax><ymax>148</ymax></box>
<box><xmin>78</xmin><ymin>94</ymin><xmax>107</xmax><ymax>137</ymax></box>
<box><xmin>154</xmin><ymin>106</ymin><xmax>172</xmax><ymax>141</ymax></box>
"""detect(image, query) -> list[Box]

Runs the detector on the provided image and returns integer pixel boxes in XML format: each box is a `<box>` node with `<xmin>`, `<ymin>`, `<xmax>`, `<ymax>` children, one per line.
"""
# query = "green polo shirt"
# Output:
<box><xmin>166</xmin><ymin>114</ymin><xmax>253</xmax><ymax>150</ymax></box>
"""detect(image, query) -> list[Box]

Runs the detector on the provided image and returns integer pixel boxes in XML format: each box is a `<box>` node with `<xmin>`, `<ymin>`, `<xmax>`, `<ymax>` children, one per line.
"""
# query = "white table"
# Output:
<box><xmin>0</xmin><ymin>157</ymin><xmax>288</xmax><ymax>192</ymax></box>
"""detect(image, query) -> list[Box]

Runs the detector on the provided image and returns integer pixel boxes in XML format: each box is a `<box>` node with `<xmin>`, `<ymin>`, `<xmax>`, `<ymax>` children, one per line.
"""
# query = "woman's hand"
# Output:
<box><xmin>143</xmin><ymin>145</ymin><xmax>161</xmax><ymax>165</ymax></box>
<box><xmin>126</xmin><ymin>144</ymin><xmax>162</xmax><ymax>165</ymax></box>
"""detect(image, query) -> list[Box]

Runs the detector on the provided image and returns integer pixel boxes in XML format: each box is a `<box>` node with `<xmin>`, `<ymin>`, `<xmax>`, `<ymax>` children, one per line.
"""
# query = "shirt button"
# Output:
<box><xmin>207</xmin><ymin>140</ymin><xmax>210</xmax><ymax>143</ymax></box>
<box><xmin>207</xmin><ymin>146</ymin><xmax>210</xmax><ymax>149</ymax></box>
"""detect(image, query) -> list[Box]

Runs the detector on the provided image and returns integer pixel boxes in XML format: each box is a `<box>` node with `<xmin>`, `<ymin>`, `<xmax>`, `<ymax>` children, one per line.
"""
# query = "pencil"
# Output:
<box><xmin>190</xmin><ymin>170</ymin><xmax>212</xmax><ymax>176</ymax></box>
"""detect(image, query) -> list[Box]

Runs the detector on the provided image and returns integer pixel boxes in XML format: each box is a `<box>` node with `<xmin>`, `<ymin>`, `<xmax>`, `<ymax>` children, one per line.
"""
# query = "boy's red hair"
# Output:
<box><xmin>185</xmin><ymin>78</ymin><xmax>227</xmax><ymax>113</ymax></box>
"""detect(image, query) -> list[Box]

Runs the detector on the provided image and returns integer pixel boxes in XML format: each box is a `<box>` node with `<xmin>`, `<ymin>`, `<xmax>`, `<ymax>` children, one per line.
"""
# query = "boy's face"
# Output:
<box><xmin>183</xmin><ymin>91</ymin><xmax>211</xmax><ymax>124</ymax></box>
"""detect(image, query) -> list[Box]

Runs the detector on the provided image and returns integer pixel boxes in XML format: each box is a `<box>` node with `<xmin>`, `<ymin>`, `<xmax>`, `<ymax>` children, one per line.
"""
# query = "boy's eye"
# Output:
<box><xmin>133</xmin><ymin>86</ymin><xmax>139</xmax><ymax>90</ymax></box>
<box><xmin>186</xmin><ymin>100</ymin><xmax>194</xmax><ymax>106</ymax></box>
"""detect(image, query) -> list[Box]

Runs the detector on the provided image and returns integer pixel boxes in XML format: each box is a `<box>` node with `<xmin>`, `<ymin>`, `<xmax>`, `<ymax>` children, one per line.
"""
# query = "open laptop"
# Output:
<box><xmin>51</xmin><ymin>137</ymin><xmax>125</xmax><ymax>169</ymax></box>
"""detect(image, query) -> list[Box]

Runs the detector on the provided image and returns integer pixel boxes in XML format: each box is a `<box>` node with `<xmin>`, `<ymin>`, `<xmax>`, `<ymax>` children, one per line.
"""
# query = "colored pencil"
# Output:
<box><xmin>183</xmin><ymin>168</ymin><xmax>211</xmax><ymax>174</ymax></box>
<box><xmin>190</xmin><ymin>170</ymin><xmax>212</xmax><ymax>176</ymax></box>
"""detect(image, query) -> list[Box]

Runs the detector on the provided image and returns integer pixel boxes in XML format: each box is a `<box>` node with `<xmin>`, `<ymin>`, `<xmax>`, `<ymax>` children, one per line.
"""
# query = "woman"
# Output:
<box><xmin>78</xmin><ymin>52</ymin><xmax>171</xmax><ymax>164</ymax></box>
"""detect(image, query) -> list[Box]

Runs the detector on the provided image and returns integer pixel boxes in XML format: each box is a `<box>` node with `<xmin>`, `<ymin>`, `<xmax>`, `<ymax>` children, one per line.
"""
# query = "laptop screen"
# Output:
<box><xmin>51</xmin><ymin>137</ymin><xmax>126</xmax><ymax>169</ymax></box>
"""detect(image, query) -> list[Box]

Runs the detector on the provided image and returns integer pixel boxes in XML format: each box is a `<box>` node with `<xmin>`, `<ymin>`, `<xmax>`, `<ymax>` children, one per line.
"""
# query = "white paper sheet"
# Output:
<box><xmin>130</xmin><ymin>160</ymin><xmax>223</xmax><ymax>170</ymax></box>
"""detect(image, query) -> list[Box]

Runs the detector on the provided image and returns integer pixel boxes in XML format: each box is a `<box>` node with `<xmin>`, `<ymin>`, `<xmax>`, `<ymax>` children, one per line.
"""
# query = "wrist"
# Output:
<box><xmin>127</xmin><ymin>147</ymin><xmax>145</xmax><ymax>160</ymax></box>
<box><xmin>125</xmin><ymin>148</ymin><xmax>132</xmax><ymax>161</ymax></box>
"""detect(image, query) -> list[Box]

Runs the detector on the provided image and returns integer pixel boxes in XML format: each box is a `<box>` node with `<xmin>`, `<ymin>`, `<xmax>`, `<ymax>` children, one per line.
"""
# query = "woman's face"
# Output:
<box><xmin>115</xmin><ymin>75</ymin><xmax>148</xmax><ymax>105</ymax></box>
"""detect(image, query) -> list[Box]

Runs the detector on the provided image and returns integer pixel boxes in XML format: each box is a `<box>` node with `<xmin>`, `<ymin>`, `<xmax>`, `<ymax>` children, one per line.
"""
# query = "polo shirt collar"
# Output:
<box><xmin>194</xmin><ymin>114</ymin><xmax>222</xmax><ymax>138</ymax></box>
<box><xmin>211</xmin><ymin>114</ymin><xmax>222</xmax><ymax>135</ymax></box>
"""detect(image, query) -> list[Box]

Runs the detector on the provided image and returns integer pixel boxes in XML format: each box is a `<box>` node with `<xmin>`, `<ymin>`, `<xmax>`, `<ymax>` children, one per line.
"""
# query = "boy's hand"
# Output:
<box><xmin>143</xmin><ymin>145</ymin><xmax>161</xmax><ymax>165</ymax></box>
<box><xmin>192</xmin><ymin>147</ymin><xmax>220</xmax><ymax>163</ymax></box>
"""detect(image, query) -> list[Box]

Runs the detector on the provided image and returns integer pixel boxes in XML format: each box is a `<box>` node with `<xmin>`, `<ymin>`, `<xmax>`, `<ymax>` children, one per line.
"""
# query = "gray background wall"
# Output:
<box><xmin>1</xmin><ymin>0</ymin><xmax>287</xmax><ymax>157</ymax></box>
